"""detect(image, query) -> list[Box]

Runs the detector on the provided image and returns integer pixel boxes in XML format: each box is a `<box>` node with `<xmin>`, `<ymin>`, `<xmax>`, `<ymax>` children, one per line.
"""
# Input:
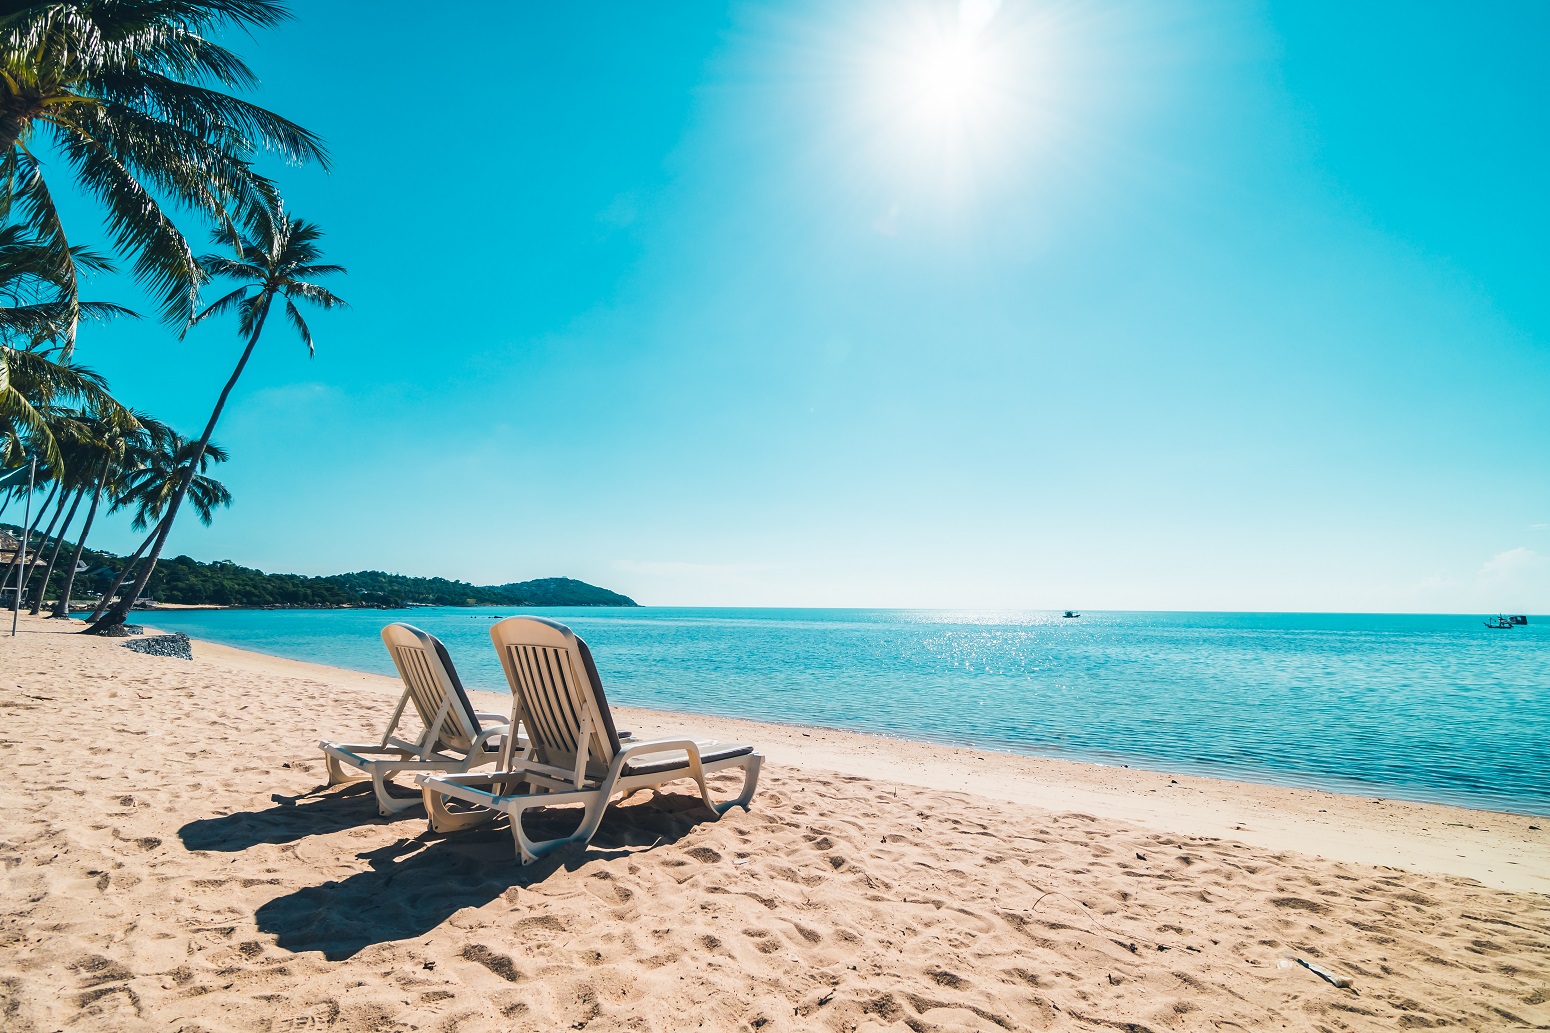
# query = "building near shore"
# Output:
<box><xmin>0</xmin><ymin>530</ymin><xmax>31</xmax><ymax>566</ymax></box>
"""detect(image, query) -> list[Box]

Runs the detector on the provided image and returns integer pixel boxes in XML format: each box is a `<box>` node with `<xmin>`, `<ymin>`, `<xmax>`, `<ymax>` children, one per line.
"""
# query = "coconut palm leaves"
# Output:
<box><xmin>83</xmin><ymin>426</ymin><xmax>229</xmax><ymax>619</ymax></box>
<box><xmin>0</xmin><ymin>0</ymin><xmax>328</xmax><ymax>332</ymax></box>
<box><xmin>113</xmin><ymin>432</ymin><xmax>231</xmax><ymax>530</ymax></box>
<box><xmin>193</xmin><ymin>207</ymin><xmax>346</xmax><ymax>352</ymax></box>
<box><xmin>46</xmin><ymin>402</ymin><xmax>151</xmax><ymax>615</ymax></box>
<box><xmin>0</xmin><ymin>344</ymin><xmax>116</xmax><ymax>466</ymax></box>
<box><xmin>0</xmin><ymin>222</ymin><xmax>135</xmax><ymax>350</ymax></box>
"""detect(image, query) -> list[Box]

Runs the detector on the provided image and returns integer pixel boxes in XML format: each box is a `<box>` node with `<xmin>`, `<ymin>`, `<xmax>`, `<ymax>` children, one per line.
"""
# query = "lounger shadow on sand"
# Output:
<box><xmin>178</xmin><ymin>784</ymin><xmax>397</xmax><ymax>852</ymax></box>
<box><xmin>254</xmin><ymin>787</ymin><xmax>727</xmax><ymax>959</ymax></box>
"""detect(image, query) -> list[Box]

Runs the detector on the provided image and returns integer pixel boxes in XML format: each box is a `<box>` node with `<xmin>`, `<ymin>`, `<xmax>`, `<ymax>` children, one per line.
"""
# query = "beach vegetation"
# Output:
<box><xmin>47</xmin><ymin>405</ymin><xmax>158</xmax><ymax>615</ymax></box>
<box><xmin>0</xmin><ymin>1</ymin><xmax>338</xmax><ymax>628</ymax></box>
<box><xmin>0</xmin><ymin>0</ymin><xmax>327</xmax><ymax>333</ymax></box>
<box><xmin>0</xmin><ymin>221</ymin><xmax>132</xmax><ymax>466</ymax></box>
<box><xmin>88</xmin><ymin>200</ymin><xmax>344</xmax><ymax>632</ymax></box>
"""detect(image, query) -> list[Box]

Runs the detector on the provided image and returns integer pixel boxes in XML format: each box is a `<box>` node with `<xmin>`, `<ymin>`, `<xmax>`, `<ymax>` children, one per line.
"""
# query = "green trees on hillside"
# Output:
<box><xmin>2</xmin><ymin>526</ymin><xmax>641</xmax><ymax>609</ymax></box>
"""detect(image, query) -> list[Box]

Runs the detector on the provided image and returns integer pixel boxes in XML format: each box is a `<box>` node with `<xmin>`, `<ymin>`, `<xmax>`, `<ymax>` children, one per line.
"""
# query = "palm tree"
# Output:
<box><xmin>48</xmin><ymin>404</ymin><xmax>153</xmax><ymax>616</ymax></box>
<box><xmin>0</xmin><ymin>398</ymin><xmax>91</xmax><ymax>597</ymax></box>
<box><xmin>1</xmin><ymin>361</ymin><xmax>122</xmax><ymax>606</ymax></box>
<box><xmin>0</xmin><ymin>465</ymin><xmax>56</xmax><ymax>600</ymax></box>
<box><xmin>24</xmin><ymin>416</ymin><xmax>95</xmax><ymax>612</ymax></box>
<box><xmin>114</xmin><ymin>435</ymin><xmax>232</xmax><ymax>533</ymax></box>
<box><xmin>0</xmin><ymin>0</ymin><xmax>328</xmax><ymax>333</ymax></box>
<box><xmin>87</xmin><ymin>431</ymin><xmax>230</xmax><ymax>621</ymax></box>
<box><xmin>0</xmin><ymin>249</ymin><xmax>132</xmax><ymax>610</ymax></box>
<box><xmin>88</xmin><ymin>202</ymin><xmax>342</xmax><ymax>632</ymax></box>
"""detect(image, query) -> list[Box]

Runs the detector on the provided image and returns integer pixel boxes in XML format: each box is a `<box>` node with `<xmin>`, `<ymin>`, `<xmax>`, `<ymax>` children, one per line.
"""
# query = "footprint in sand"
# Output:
<box><xmin>460</xmin><ymin>943</ymin><xmax>521</xmax><ymax>982</ymax></box>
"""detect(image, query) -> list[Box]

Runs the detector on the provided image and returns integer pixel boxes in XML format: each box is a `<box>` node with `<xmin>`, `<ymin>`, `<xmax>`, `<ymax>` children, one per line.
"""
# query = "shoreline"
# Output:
<box><xmin>5</xmin><ymin>612</ymin><xmax>1548</xmax><ymax>1031</ymax></box>
<box><xmin>163</xmin><ymin>622</ymin><xmax>1550</xmax><ymax>894</ymax></box>
<box><xmin>142</xmin><ymin>614</ymin><xmax>1550</xmax><ymax>820</ymax></box>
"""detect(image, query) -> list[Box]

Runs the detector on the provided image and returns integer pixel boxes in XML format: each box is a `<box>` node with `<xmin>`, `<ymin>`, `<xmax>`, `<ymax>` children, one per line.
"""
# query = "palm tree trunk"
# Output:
<box><xmin>0</xmin><ymin>115</ymin><xmax>36</xmax><ymax>157</ymax></box>
<box><xmin>90</xmin><ymin>303</ymin><xmax>271</xmax><ymax>632</ymax></box>
<box><xmin>51</xmin><ymin>457</ymin><xmax>110</xmax><ymax>618</ymax></box>
<box><xmin>18</xmin><ymin>486</ymin><xmax>72</xmax><ymax>607</ymax></box>
<box><xmin>85</xmin><ymin>525</ymin><xmax>158</xmax><ymax>624</ymax></box>
<box><xmin>29</xmin><ymin>486</ymin><xmax>84</xmax><ymax>613</ymax></box>
<box><xmin>2</xmin><ymin>481</ymin><xmax>60</xmax><ymax>608</ymax></box>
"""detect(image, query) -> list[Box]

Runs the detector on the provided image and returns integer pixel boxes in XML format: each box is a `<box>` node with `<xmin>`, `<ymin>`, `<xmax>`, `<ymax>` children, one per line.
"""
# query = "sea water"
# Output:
<box><xmin>141</xmin><ymin>608</ymin><xmax>1550</xmax><ymax>815</ymax></box>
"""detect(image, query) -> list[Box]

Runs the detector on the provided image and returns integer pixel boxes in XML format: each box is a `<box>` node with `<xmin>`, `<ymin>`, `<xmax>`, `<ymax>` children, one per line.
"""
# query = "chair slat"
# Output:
<box><xmin>391</xmin><ymin>643</ymin><xmax>474</xmax><ymax>753</ymax></box>
<box><xmin>511</xmin><ymin>646</ymin><xmax>547</xmax><ymax>749</ymax></box>
<box><xmin>538</xmin><ymin>647</ymin><xmax>580</xmax><ymax>752</ymax></box>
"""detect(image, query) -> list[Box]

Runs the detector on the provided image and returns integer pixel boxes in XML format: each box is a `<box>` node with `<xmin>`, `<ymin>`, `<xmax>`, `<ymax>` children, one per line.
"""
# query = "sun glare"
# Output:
<box><xmin>835</xmin><ymin>0</ymin><xmax>1058</xmax><ymax>204</ymax></box>
<box><xmin>862</xmin><ymin>0</ymin><xmax>1011</xmax><ymax>150</ymax></box>
<box><xmin>910</xmin><ymin>39</ymin><xmax>986</xmax><ymax>118</ymax></box>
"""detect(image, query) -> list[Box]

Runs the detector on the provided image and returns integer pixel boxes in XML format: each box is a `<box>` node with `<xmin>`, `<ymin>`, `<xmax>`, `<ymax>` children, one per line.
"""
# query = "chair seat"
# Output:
<box><xmin>622</xmin><ymin>741</ymin><xmax>754</xmax><ymax>777</ymax></box>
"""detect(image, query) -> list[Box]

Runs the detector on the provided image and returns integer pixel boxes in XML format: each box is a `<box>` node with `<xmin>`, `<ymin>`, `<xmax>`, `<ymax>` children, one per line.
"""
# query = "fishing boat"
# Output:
<box><xmin>1062</xmin><ymin>610</ymin><xmax>1080</xmax><ymax>619</ymax></box>
<box><xmin>1509</xmin><ymin>615</ymin><xmax>1528</xmax><ymax>625</ymax></box>
<box><xmin>1484</xmin><ymin>615</ymin><xmax>1514</xmax><ymax>629</ymax></box>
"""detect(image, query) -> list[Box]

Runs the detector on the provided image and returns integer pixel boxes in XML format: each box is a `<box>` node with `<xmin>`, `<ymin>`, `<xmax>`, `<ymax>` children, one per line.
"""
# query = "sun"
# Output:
<box><xmin>873</xmin><ymin>1</ymin><xmax>1004</xmax><ymax>136</ymax></box>
<box><xmin>910</xmin><ymin>39</ymin><xmax>987</xmax><ymax>118</ymax></box>
<box><xmin>844</xmin><ymin>0</ymin><xmax>1036</xmax><ymax>193</ymax></box>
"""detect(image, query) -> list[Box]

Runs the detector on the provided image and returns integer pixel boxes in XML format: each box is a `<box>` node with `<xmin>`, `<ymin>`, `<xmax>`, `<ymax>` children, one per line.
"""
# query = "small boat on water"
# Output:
<box><xmin>1062</xmin><ymin>610</ymin><xmax>1080</xmax><ymax>619</ymax></box>
<box><xmin>1509</xmin><ymin>615</ymin><xmax>1528</xmax><ymax>625</ymax></box>
<box><xmin>1484</xmin><ymin>615</ymin><xmax>1514</xmax><ymax>629</ymax></box>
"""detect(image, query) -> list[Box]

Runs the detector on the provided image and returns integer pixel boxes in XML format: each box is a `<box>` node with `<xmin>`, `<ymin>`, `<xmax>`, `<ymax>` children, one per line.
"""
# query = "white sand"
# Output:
<box><xmin>2</xmin><ymin>614</ymin><xmax>1547</xmax><ymax>1031</ymax></box>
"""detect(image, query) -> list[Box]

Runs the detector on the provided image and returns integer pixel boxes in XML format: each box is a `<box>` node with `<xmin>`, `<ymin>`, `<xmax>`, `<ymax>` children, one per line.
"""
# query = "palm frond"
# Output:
<box><xmin>283</xmin><ymin>295</ymin><xmax>311</xmax><ymax>355</ymax></box>
<box><xmin>285</xmin><ymin>281</ymin><xmax>346</xmax><ymax>308</ymax></box>
<box><xmin>189</xmin><ymin>283</ymin><xmax>251</xmax><ymax>326</ymax></box>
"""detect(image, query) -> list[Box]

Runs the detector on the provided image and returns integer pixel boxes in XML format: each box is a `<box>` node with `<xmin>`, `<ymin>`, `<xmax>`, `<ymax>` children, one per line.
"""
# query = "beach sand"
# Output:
<box><xmin>2</xmin><ymin>615</ymin><xmax>1547</xmax><ymax>1031</ymax></box>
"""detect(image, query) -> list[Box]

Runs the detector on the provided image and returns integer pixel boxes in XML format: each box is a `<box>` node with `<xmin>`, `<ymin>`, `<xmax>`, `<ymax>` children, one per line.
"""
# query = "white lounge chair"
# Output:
<box><xmin>416</xmin><ymin>616</ymin><xmax>762</xmax><ymax>864</ymax></box>
<box><xmin>319</xmin><ymin>623</ymin><xmax>512</xmax><ymax>816</ymax></box>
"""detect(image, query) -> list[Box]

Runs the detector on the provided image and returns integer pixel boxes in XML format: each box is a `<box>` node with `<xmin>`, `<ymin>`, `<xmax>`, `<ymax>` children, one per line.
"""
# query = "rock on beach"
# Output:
<box><xmin>123</xmin><ymin>632</ymin><xmax>193</xmax><ymax>660</ymax></box>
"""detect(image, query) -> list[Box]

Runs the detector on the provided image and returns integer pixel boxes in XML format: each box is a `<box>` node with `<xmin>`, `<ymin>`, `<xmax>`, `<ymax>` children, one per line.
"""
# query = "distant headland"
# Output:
<box><xmin>1</xmin><ymin>525</ymin><xmax>636</xmax><ymax>609</ymax></box>
<box><xmin>140</xmin><ymin>558</ymin><xmax>639</xmax><ymax>609</ymax></box>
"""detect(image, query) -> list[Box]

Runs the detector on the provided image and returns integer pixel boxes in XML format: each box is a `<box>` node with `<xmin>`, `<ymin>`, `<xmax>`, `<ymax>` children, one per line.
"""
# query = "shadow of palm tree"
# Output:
<box><xmin>254</xmin><ymin>790</ymin><xmax>725</xmax><ymax>960</ymax></box>
<box><xmin>178</xmin><ymin>783</ymin><xmax>403</xmax><ymax>852</ymax></box>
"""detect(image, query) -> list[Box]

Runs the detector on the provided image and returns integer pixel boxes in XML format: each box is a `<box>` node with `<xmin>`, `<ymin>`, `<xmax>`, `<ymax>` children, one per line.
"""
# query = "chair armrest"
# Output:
<box><xmin>474</xmin><ymin>712</ymin><xmax>507</xmax><ymax>724</ymax></box>
<box><xmin>470</xmin><ymin>723</ymin><xmax>511</xmax><ymax>752</ymax></box>
<box><xmin>613</xmin><ymin>738</ymin><xmax>701</xmax><ymax>763</ymax></box>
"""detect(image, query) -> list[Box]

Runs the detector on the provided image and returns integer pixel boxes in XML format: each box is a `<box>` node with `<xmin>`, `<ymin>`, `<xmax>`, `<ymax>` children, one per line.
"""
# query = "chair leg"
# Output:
<box><xmin>687</xmin><ymin>765</ymin><xmax>719</xmax><ymax>818</ymax></box>
<box><xmin>710</xmin><ymin>755</ymin><xmax>761</xmax><ymax>815</ymax></box>
<box><xmin>423</xmin><ymin>782</ymin><xmax>497</xmax><ymax>834</ymax></box>
<box><xmin>508</xmin><ymin>790</ymin><xmax>613</xmax><ymax>865</ymax></box>
<box><xmin>324</xmin><ymin>752</ymin><xmax>363</xmax><ymax>786</ymax></box>
<box><xmin>509</xmin><ymin>802</ymin><xmax>580</xmax><ymax>865</ymax></box>
<box><xmin>371</xmin><ymin>769</ymin><xmax>424</xmax><ymax>817</ymax></box>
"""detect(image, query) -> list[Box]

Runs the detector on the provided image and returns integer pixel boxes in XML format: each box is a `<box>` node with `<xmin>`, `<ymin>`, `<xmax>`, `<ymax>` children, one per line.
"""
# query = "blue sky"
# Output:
<box><xmin>55</xmin><ymin>0</ymin><xmax>1550</xmax><ymax>610</ymax></box>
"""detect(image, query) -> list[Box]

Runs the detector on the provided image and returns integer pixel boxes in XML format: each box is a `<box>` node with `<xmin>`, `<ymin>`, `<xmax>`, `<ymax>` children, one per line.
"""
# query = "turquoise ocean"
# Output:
<box><xmin>142</xmin><ymin>607</ymin><xmax>1550</xmax><ymax>816</ymax></box>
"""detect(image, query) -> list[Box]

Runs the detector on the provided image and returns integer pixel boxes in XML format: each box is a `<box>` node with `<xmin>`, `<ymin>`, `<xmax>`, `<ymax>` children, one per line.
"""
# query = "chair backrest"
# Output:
<box><xmin>488</xmin><ymin>616</ymin><xmax>625</xmax><ymax>779</ymax></box>
<box><xmin>379</xmin><ymin>623</ymin><xmax>483</xmax><ymax>753</ymax></box>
